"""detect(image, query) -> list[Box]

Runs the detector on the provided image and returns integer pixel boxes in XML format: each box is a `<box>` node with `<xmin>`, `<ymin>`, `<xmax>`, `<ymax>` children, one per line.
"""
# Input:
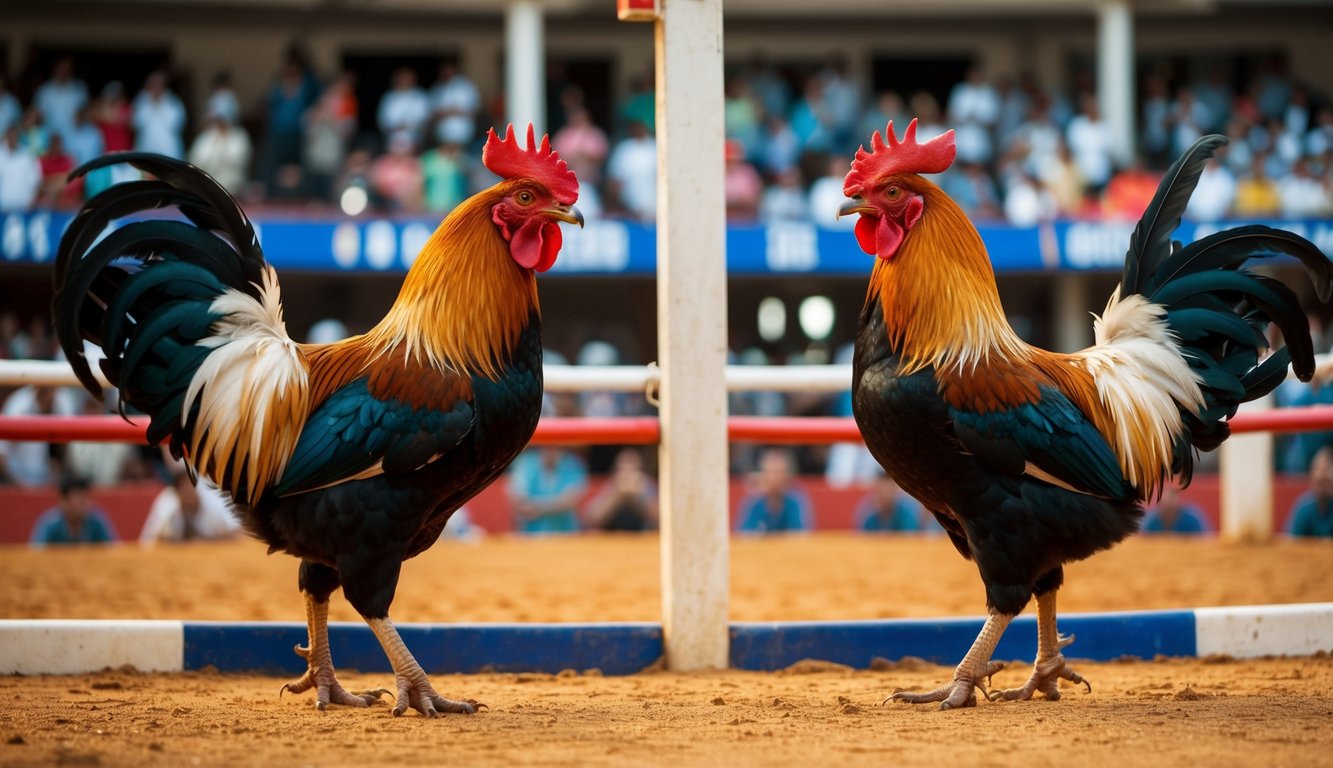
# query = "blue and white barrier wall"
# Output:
<box><xmin>2</xmin><ymin>603</ymin><xmax>1330</xmax><ymax>676</ymax></box>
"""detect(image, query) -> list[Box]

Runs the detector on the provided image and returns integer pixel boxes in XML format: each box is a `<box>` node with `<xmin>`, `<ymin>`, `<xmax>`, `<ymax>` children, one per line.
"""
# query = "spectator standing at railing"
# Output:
<box><xmin>188</xmin><ymin>111</ymin><xmax>252</xmax><ymax>197</ymax></box>
<box><xmin>759</xmin><ymin>166</ymin><xmax>810</xmax><ymax>223</ymax></box>
<box><xmin>1278</xmin><ymin>157</ymin><xmax>1332</xmax><ymax>219</ymax></box>
<box><xmin>378</xmin><ymin>66</ymin><xmax>431</xmax><ymax>152</ymax></box>
<box><xmin>421</xmin><ymin>138</ymin><xmax>468</xmax><ymax>214</ymax></box>
<box><xmin>552</xmin><ymin>106</ymin><xmax>609</xmax><ymax>189</ymax></box>
<box><xmin>203</xmin><ymin>70</ymin><xmax>241</xmax><ymax>128</ymax></box>
<box><xmin>737</xmin><ymin>447</ymin><xmax>813</xmax><ymax>534</ymax></box>
<box><xmin>63</xmin><ymin>105</ymin><xmax>104</xmax><ymax>168</ymax></box>
<box><xmin>947</xmin><ymin>66</ymin><xmax>999</xmax><ymax>167</ymax></box>
<box><xmin>29</xmin><ymin>475</ymin><xmax>117</xmax><ymax>548</ymax></box>
<box><xmin>0</xmin><ymin>385</ymin><xmax>81</xmax><ymax>488</ymax></box>
<box><xmin>1139</xmin><ymin>73</ymin><xmax>1172</xmax><ymax>169</ymax></box>
<box><xmin>1142</xmin><ymin>484</ymin><xmax>1208</xmax><ymax>535</ymax></box>
<box><xmin>1234</xmin><ymin>151</ymin><xmax>1282</xmax><ymax>218</ymax></box>
<box><xmin>88</xmin><ymin>82</ymin><xmax>135</xmax><ymax>201</ymax></box>
<box><xmin>1065</xmin><ymin>93</ymin><xmax>1112</xmax><ymax>195</ymax></box>
<box><xmin>260</xmin><ymin>51</ymin><xmax>321</xmax><ymax>199</ymax></box>
<box><xmin>33</xmin><ymin>56</ymin><xmax>87</xmax><ymax>144</ymax></box>
<box><xmin>37</xmin><ymin>133</ymin><xmax>78</xmax><ymax>209</ymax></box>
<box><xmin>1287</xmin><ymin>446</ymin><xmax>1333</xmax><ymax>538</ymax></box>
<box><xmin>430</xmin><ymin>61</ymin><xmax>479</xmax><ymax>149</ymax></box>
<box><xmin>1184</xmin><ymin>157</ymin><xmax>1236</xmax><ymax>222</ymax></box>
<box><xmin>855</xmin><ymin>473</ymin><xmax>923</xmax><ymax>533</ymax></box>
<box><xmin>303</xmin><ymin>71</ymin><xmax>358</xmax><ymax>203</ymax></box>
<box><xmin>724</xmin><ymin>139</ymin><xmax>763</xmax><ymax>221</ymax></box>
<box><xmin>0</xmin><ymin>125</ymin><xmax>41</xmax><ymax>213</ymax></box>
<box><xmin>606</xmin><ymin>118</ymin><xmax>656</xmax><ymax>221</ymax></box>
<box><xmin>132</xmin><ymin>71</ymin><xmax>186</xmax><ymax>160</ymax></box>
<box><xmin>369</xmin><ymin>133</ymin><xmax>424</xmax><ymax>213</ymax></box>
<box><xmin>0</xmin><ymin>75</ymin><xmax>21</xmax><ymax>136</ymax></box>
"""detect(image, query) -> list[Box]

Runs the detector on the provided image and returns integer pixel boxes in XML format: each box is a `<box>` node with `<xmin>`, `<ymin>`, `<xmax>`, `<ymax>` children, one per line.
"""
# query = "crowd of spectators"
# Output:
<box><xmin>3</xmin><ymin>52</ymin><xmax>1333</xmax><ymax>223</ymax></box>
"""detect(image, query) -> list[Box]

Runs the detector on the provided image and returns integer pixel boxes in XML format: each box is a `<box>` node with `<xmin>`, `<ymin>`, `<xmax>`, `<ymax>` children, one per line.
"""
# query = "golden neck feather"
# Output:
<box><xmin>362</xmin><ymin>183</ymin><xmax>539</xmax><ymax>380</ymax></box>
<box><xmin>866</xmin><ymin>180</ymin><xmax>1027</xmax><ymax>374</ymax></box>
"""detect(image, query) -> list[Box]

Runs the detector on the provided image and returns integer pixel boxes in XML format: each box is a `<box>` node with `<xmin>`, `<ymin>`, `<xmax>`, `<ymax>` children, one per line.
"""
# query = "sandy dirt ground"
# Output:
<box><xmin>2</xmin><ymin>533</ymin><xmax>1332</xmax><ymax>767</ymax></box>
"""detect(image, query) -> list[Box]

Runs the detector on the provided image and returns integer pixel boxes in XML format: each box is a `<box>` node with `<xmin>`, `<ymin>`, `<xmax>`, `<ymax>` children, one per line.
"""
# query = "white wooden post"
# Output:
<box><xmin>654</xmin><ymin>0</ymin><xmax>730</xmax><ymax>671</ymax></box>
<box><xmin>1096</xmin><ymin>0</ymin><xmax>1136</xmax><ymax>167</ymax></box>
<box><xmin>505</xmin><ymin>0</ymin><xmax>546</xmax><ymax>135</ymax></box>
<box><xmin>1219</xmin><ymin>395</ymin><xmax>1275</xmax><ymax>542</ymax></box>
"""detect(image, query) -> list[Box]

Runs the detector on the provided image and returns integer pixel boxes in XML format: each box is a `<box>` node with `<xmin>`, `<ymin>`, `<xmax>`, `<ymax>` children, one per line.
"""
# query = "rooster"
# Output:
<box><xmin>52</xmin><ymin>124</ymin><xmax>582</xmax><ymax>717</ymax></box>
<box><xmin>841</xmin><ymin>121</ymin><xmax>1331</xmax><ymax>710</ymax></box>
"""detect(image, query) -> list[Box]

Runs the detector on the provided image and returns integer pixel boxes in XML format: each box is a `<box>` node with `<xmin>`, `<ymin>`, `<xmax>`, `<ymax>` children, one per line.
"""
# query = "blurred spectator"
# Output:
<box><xmin>994</xmin><ymin>73</ymin><xmax>1032</xmax><ymax>149</ymax></box>
<box><xmin>260</xmin><ymin>51</ymin><xmax>320</xmax><ymax>199</ymax></box>
<box><xmin>204</xmin><ymin>70</ymin><xmax>241</xmax><ymax>127</ymax></box>
<box><xmin>1009</xmin><ymin>100</ymin><xmax>1063</xmax><ymax>180</ymax></box>
<box><xmin>65</xmin><ymin>397</ymin><xmax>145</xmax><ymax>487</ymax></box>
<box><xmin>63</xmin><ymin>105</ymin><xmax>104</xmax><ymax>167</ymax></box>
<box><xmin>583</xmin><ymin>447</ymin><xmax>659</xmax><ymax>532</ymax></box>
<box><xmin>37</xmin><ymin>133</ymin><xmax>78</xmax><ymax>209</ymax></box>
<box><xmin>303</xmin><ymin>72</ymin><xmax>358</xmax><ymax>202</ymax></box>
<box><xmin>1169</xmin><ymin>86</ymin><xmax>1210</xmax><ymax>159</ymax></box>
<box><xmin>0</xmin><ymin>75</ymin><xmax>20</xmax><ymax>135</ymax></box>
<box><xmin>759</xmin><ymin>113</ymin><xmax>801</xmax><ymax>178</ymax></box>
<box><xmin>759</xmin><ymin>166</ymin><xmax>810</xmax><ymax>223</ymax></box>
<box><xmin>859</xmin><ymin>91</ymin><xmax>908</xmax><ymax>151</ymax></box>
<box><xmin>132</xmin><ymin>71</ymin><xmax>186</xmax><ymax>159</ymax></box>
<box><xmin>619</xmin><ymin>71</ymin><xmax>655</xmax><ymax>133</ymax></box>
<box><xmin>940</xmin><ymin>162</ymin><xmax>1002</xmax><ymax>220</ymax></box>
<box><xmin>1288</xmin><ymin>446</ymin><xmax>1333</xmax><ymax>538</ymax></box>
<box><xmin>1184</xmin><ymin>158</ymin><xmax>1236</xmax><ymax>222</ymax></box>
<box><xmin>724</xmin><ymin>76</ymin><xmax>762</xmax><ymax>159</ymax></box>
<box><xmin>1307</xmin><ymin>107</ymin><xmax>1333</xmax><ymax>158</ymax></box>
<box><xmin>737</xmin><ymin>447</ymin><xmax>813</xmax><ymax>534</ymax></box>
<box><xmin>94</xmin><ymin>81</ymin><xmax>133</xmax><ymax>154</ymax></box>
<box><xmin>1065</xmin><ymin>93</ymin><xmax>1113</xmax><ymax>193</ymax></box>
<box><xmin>1041</xmin><ymin>141</ymin><xmax>1089</xmax><ymax>216</ymax></box>
<box><xmin>1102</xmin><ymin>156</ymin><xmax>1162</xmax><ymax>220</ymax></box>
<box><xmin>507</xmin><ymin>447</ymin><xmax>588</xmax><ymax>535</ymax></box>
<box><xmin>0</xmin><ymin>125</ymin><xmax>42</xmax><ymax>212</ymax></box>
<box><xmin>576</xmin><ymin>339</ymin><xmax>629</xmax><ymax>473</ymax></box>
<box><xmin>817</xmin><ymin>55</ymin><xmax>861</xmax><ymax>153</ymax></box>
<box><xmin>1278</xmin><ymin>157</ymin><xmax>1331</xmax><ymax>218</ymax></box>
<box><xmin>552</xmin><ymin>106</ymin><xmax>609</xmax><ymax>187</ymax></box>
<box><xmin>0</xmin><ymin>385</ymin><xmax>81</xmax><ymax>487</ymax></box>
<box><xmin>1139</xmin><ymin>74</ymin><xmax>1172</xmax><ymax>169</ymax></box>
<box><xmin>430</xmin><ymin>61</ymin><xmax>480</xmax><ymax>147</ymax></box>
<box><xmin>808</xmin><ymin>155</ymin><xmax>856</xmax><ymax>228</ymax></box>
<box><xmin>723</xmin><ymin>139</ymin><xmax>763</xmax><ymax>220</ymax></box>
<box><xmin>378</xmin><ymin>66</ymin><xmax>431</xmax><ymax>152</ymax></box>
<box><xmin>1142</xmin><ymin>485</ymin><xmax>1208</xmax><ymax>534</ymax></box>
<box><xmin>33</xmin><ymin>56</ymin><xmax>88</xmax><ymax>142</ymax></box>
<box><xmin>947</xmin><ymin>66</ymin><xmax>999</xmax><ymax>166</ymax></box>
<box><xmin>606</xmin><ymin>119</ymin><xmax>657</xmax><ymax>221</ymax></box>
<box><xmin>1002</xmin><ymin>167</ymin><xmax>1056</xmax><ymax>226</ymax></box>
<box><xmin>1234</xmin><ymin>151</ymin><xmax>1282</xmax><ymax>217</ymax></box>
<box><xmin>188</xmin><ymin>112</ymin><xmax>252</xmax><ymax>196</ymax></box>
<box><xmin>369</xmin><ymin>133</ymin><xmax>424</xmax><ymax>212</ymax></box>
<box><xmin>29</xmin><ymin>475</ymin><xmax>117</xmax><ymax>548</ymax></box>
<box><xmin>18</xmin><ymin>106</ymin><xmax>49</xmax><ymax>155</ymax></box>
<box><xmin>140</xmin><ymin>470</ymin><xmax>242</xmax><ymax>546</ymax></box>
<box><xmin>789</xmin><ymin>77</ymin><xmax>831</xmax><ymax>154</ymax></box>
<box><xmin>421</xmin><ymin>139</ymin><xmax>468</xmax><ymax>214</ymax></box>
<box><xmin>855</xmin><ymin>473</ymin><xmax>923</xmax><ymax>532</ymax></box>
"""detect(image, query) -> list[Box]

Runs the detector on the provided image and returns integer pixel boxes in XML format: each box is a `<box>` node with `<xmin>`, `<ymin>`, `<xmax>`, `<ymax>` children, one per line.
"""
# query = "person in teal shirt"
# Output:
<box><xmin>1142</xmin><ymin>485</ymin><xmax>1209</xmax><ymax>535</ymax></box>
<box><xmin>738</xmin><ymin>448</ymin><xmax>813</xmax><ymax>534</ymax></box>
<box><xmin>1288</xmin><ymin>447</ymin><xmax>1333</xmax><ymax>538</ymax></box>
<box><xmin>507</xmin><ymin>447</ymin><xmax>588</xmax><ymax>535</ymax></box>
<box><xmin>29</xmin><ymin>475</ymin><xmax>117</xmax><ymax>548</ymax></box>
<box><xmin>856</xmin><ymin>473</ymin><xmax>923</xmax><ymax>533</ymax></box>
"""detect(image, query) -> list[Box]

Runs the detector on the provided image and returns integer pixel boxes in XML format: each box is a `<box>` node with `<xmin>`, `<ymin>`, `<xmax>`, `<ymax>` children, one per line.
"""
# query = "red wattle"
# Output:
<box><xmin>536</xmin><ymin>222</ymin><xmax>561</xmax><ymax>272</ymax></box>
<box><xmin>854</xmin><ymin>214</ymin><xmax>878</xmax><ymax>257</ymax></box>
<box><xmin>875</xmin><ymin>215</ymin><xmax>905</xmax><ymax>261</ymax></box>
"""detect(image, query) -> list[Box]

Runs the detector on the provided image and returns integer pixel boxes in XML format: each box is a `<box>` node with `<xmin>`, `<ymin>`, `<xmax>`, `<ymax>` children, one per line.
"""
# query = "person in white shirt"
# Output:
<box><xmin>0</xmin><ymin>385</ymin><xmax>82</xmax><ymax>488</ymax></box>
<box><xmin>431</xmin><ymin>61</ymin><xmax>480</xmax><ymax>147</ymax></box>
<box><xmin>132</xmin><ymin>71</ymin><xmax>186</xmax><ymax>159</ymax></box>
<box><xmin>1065</xmin><ymin>94</ymin><xmax>1113</xmax><ymax>192</ymax></box>
<box><xmin>0</xmin><ymin>126</ymin><xmax>41</xmax><ymax>212</ymax></box>
<box><xmin>33</xmin><ymin>57</ymin><xmax>88</xmax><ymax>141</ymax></box>
<box><xmin>378</xmin><ymin>67</ymin><xmax>431</xmax><ymax>151</ymax></box>
<box><xmin>188</xmin><ymin>113</ymin><xmax>252</xmax><ymax>195</ymax></box>
<box><xmin>139</xmin><ymin>470</ymin><xmax>241</xmax><ymax>546</ymax></box>
<box><xmin>1185</xmin><ymin>159</ymin><xmax>1238</xmax><ymax>222</ymax></box>
<box><xmin>606</xmin><ymin>120</ymin><xmax>657</xmax><ymax>221</ymax></box>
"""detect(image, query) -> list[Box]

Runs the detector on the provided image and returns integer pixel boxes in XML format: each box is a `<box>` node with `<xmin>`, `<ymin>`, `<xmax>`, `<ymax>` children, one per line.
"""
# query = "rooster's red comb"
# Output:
<box><xmin>843</xmin><ymin>118</ymin><xmax>956</xmax><ymax>196</ymax></box>
<box><xmin>483</xmin><ymin>123</ymin><xmax>579</xmax><ymax>205</ymax></box>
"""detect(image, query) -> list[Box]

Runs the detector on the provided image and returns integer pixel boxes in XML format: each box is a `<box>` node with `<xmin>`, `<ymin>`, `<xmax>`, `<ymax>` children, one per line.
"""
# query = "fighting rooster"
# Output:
<box><xmin>841</xmin><ymin>121</ymin><xmax>1330</xmax><ymax>709</ymax></box>
<box><xmin>52</xmin><ymin>125</ymin><xmax>581</xmax><ymax>716</ymax></box>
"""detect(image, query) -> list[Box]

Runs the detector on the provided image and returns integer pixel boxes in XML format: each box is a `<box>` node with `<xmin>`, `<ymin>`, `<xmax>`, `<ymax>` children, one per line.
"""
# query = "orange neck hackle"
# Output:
<box><xmin>362</xmin><ymin>182</ymin><xmax>540</xmax><ymax>380</ymax></box>
<box><xmin>865</xmin><ymin>176</ymin><xmax>1027</xmax><ymax>375</ymax></box>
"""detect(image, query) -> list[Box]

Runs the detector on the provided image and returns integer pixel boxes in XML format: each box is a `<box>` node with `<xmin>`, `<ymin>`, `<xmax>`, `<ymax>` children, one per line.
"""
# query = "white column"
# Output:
<box><xmin>1219</xmin><ymin>396</ymin><xmax>1275</xmax><ymax>543</ymax></box>
<box><xmin>1052</xmin><ymin>272</ymin><xmax>1092</xmax><ymax>353</ymax></box>
<box><xmin>1097</xmin><ymin>0</ymin><xmax>1136</xmax><ymax>167</ymax></box>
<box><xmin>505</xmin><ymin>0</ymin><xmax>546</xmax><ymax>135</ymax></box>
<box><xmin>655</xmin><ymin>0</ymin><xmax>730</xmax><ymax>671</ymax></box>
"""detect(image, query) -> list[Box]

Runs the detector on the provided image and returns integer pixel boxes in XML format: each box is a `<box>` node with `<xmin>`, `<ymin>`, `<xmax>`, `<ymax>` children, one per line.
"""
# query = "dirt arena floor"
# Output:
<box><xmin>2</xmin><ymin>533</ymin><xmax>1332</xmax><ymax>766</ymax></box>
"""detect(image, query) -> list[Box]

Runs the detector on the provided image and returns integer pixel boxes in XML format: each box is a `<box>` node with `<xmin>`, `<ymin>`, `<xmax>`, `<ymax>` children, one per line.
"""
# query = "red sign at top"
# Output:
<box><xmin>617</xmin><ymin>0</ymin><xmax>659</xmax><ymax>21</ymax></box>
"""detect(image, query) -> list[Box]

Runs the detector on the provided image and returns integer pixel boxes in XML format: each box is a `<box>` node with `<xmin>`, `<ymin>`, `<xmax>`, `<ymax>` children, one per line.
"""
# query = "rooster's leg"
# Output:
<box><xmin>368</xmin><ymin>617</ymin><xmax>484</xmax><ymax>718</ymax></box>
<box><xmin>280</xmin><ymin>592</ymin><xmax>390</xmax><ymax>710</ymax></box>
<box><xmin>990</xmin><ymin>590</ymin><xmax>1091</xmax><ymax>702</ymax></box>
<box><xmin>888</xmin><ymin>612</ymin><xmax>1011</xmax><ymax>710</ymax></box>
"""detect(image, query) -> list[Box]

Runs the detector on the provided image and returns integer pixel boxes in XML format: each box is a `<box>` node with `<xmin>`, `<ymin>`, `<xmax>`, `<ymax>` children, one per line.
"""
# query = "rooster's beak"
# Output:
<box><xmin>838</xmin><ymin>196</ymin><xmax>873</xmax><ymax>220</ymax></box>
<box><xmin>549</xmin><ymin>205</ymin><xmax>585</xmax><ymax>228</ymax></box>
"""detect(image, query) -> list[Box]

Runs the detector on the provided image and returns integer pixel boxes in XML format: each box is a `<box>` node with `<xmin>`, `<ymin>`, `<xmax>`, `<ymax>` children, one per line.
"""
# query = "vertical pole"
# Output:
<box><xmin>655</xmin><ymin>0</ymin><xmax>730</xmax><ymax>671</ymax></box>
<box><xmin>1220</xmin><ymin>396</ymin><xmax>1275</xmax><ymax>542</ymax></box>
<box><xmin>1052</xmin><ymin>272</ymin><xmax>1092</xmax><ymax>353</ymax></box>
<box><xmin>1096</xmin><ymin>0</ymin><xmax>1135</xmax><ymax>167</ymax></box>
<box><xmin>505</xmin><ymin>0</ymin><xmax>546</xmax><ymax>135</ymax></box>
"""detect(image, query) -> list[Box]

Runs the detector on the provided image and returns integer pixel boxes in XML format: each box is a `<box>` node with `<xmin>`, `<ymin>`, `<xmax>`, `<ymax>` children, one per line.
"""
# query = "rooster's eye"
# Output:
<box><xmin>516</xmin><ymin>191</ymin><xmax>535</xmax><ymax>205</ymax></box>
<box><xmin>886</xmin><ymin>186</ymin><xmax>901</xmax><ymax>199</ymax></box>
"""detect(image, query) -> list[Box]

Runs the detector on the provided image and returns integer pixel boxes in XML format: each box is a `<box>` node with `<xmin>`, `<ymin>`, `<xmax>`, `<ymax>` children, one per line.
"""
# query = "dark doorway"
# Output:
<box><xmin>341</xmin><ymin>50</ymin><xmax>459</xmax><ymax>146</ymax></box>
<box><xmin>869</xmin><ymin>55</ymin><xmax>972</xmax><ymax>110</ymax></box>
<box><xmin>547</xmin><ymin>56</ymin><xmax>615</xmax><ymax>133</ymax></box>
<box><xmin>22</xmin><ymin>45</ymin><xmax>172</xmax><ymax>106</ymax></box>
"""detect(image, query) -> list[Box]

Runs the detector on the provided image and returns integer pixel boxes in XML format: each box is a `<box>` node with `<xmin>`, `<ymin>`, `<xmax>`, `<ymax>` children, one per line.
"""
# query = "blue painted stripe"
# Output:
<box><xmin>183</xmin><ymin>622</ymin><xmax>663</xmax><ymax>676</ymax></box>
<box><xmin>729</xmin><ymin>610</ymin><xmax>1197</xmax><ymax>670</ymax></box>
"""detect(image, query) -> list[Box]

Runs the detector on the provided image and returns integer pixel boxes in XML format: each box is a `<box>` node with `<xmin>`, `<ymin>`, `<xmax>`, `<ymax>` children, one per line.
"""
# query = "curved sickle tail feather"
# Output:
<box><xmin>1115</xmin><ymin>134</ymin><xmax>1333</xmax><ymax>489</ymax></box>
<box><xmin>52</xmin><ymin>153</ymin><xmax>307</xmax><ymax>505</ymax></box>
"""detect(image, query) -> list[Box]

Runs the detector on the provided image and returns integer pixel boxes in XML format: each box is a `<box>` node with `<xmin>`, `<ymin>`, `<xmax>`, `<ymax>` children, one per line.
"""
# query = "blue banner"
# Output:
<box><xmin>4</xmin><ymin>209</ymin><xmax>1328</xmax><ymax>276</ymax></box>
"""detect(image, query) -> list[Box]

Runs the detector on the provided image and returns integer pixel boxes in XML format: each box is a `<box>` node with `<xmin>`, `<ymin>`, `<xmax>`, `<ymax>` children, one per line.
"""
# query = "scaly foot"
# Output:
<box><xmin>390</xmin><ymin>669</ymin><xmax>486</xmax><ymax>718</ymax></box>
<box><xmin>989</xmin><ymin>634</ymin><xmax>1091</xmax><ymax>702</ymax></box>
<box><xmin>887</xmin><ymin>660</ymin><xmax>1006</xmax><ymax>710</ymax></box>
<box><xmin>280</xmin><ymin>644</ymin><xmax>390</xmax><ymax>711</ymax></box>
